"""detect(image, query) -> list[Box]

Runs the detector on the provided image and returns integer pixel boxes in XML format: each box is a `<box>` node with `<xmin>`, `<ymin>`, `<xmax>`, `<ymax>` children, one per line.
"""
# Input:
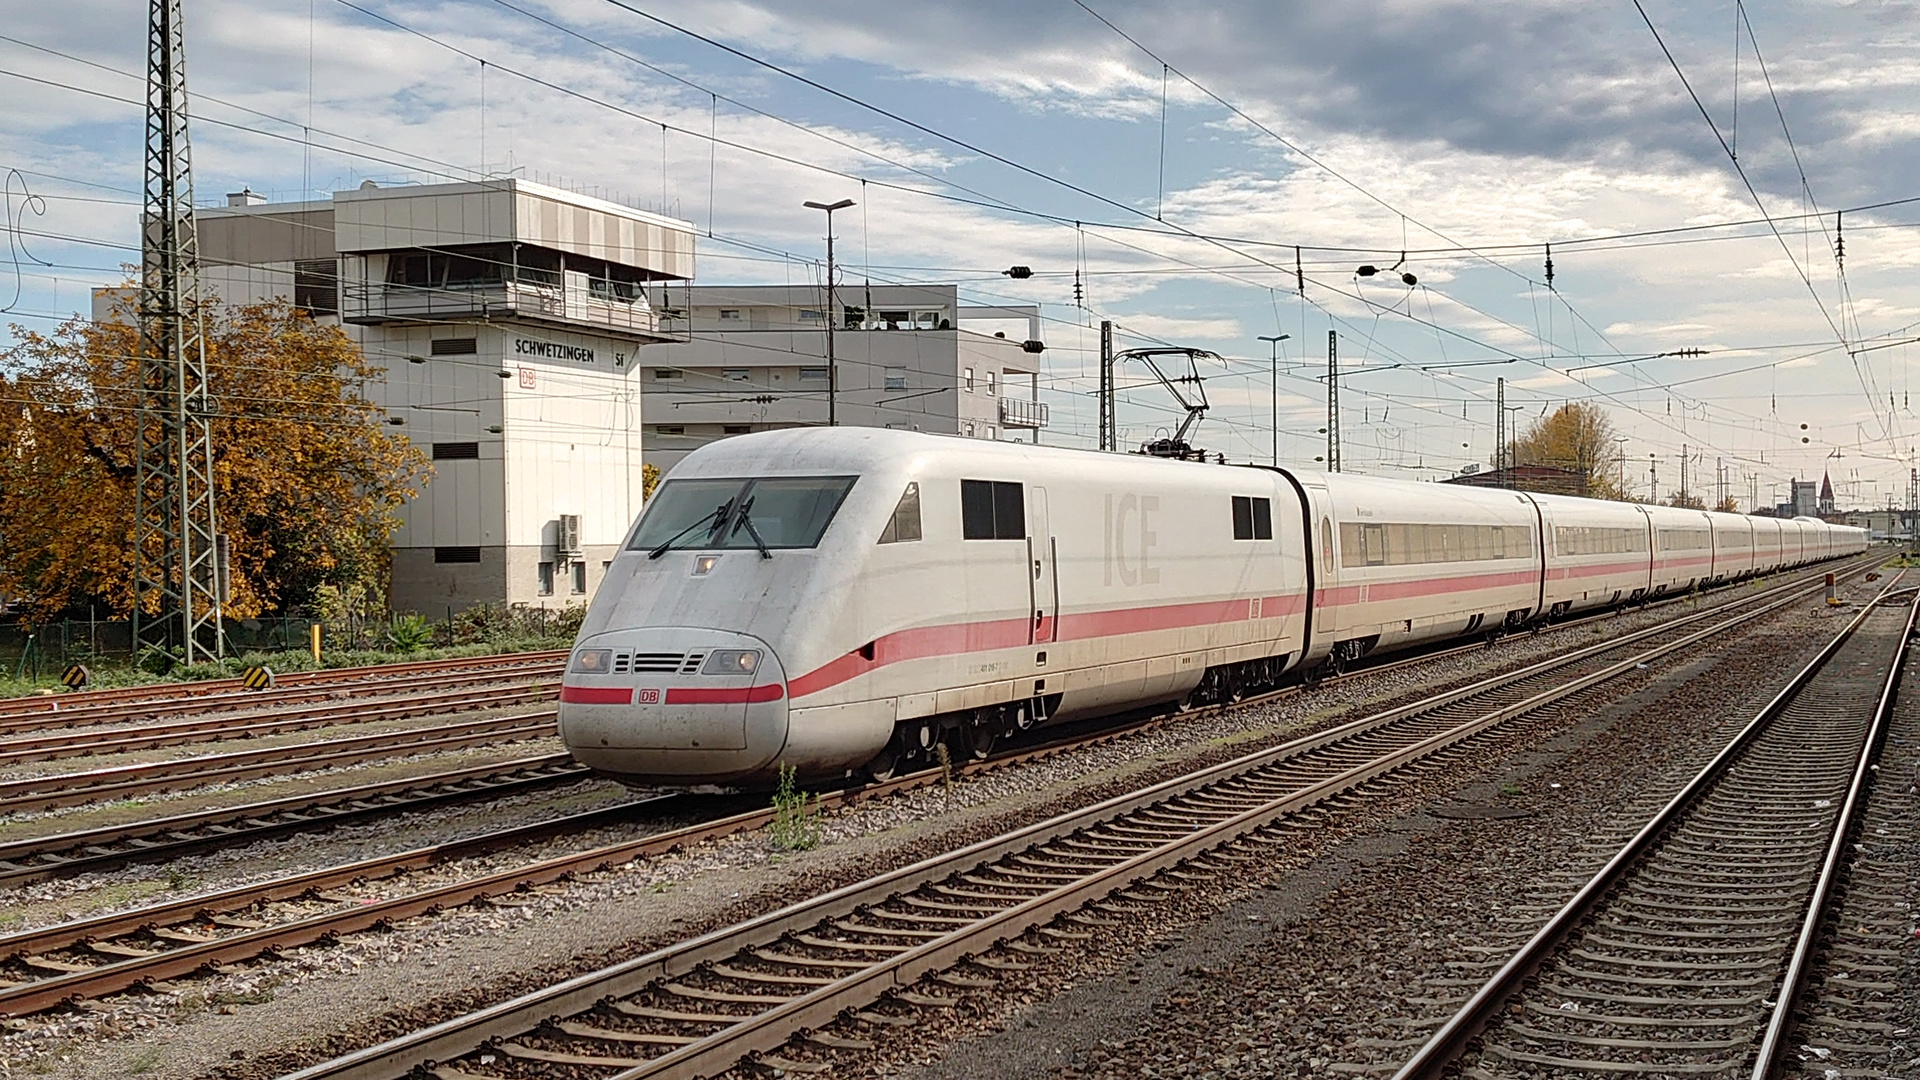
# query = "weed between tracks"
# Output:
<box><xmin>769</xmin><ymin>764</ymin><xmax>821</xmax><ymax>852</ymax></box>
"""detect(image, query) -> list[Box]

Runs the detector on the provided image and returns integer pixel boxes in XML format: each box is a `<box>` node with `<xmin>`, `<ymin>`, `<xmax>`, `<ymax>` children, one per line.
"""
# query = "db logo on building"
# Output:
<box><xmin>637</xmin><ymin>688</ymin><xmax>661</xmax><ymax>704</ymax></box>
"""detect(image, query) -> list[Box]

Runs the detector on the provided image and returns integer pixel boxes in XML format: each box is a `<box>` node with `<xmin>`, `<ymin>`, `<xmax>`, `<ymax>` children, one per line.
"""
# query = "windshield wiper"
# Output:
<box><xmin>647</xmin><ymin>500</ymin><xmax>732</xmax><ymax>559</ymax></box>
<box><xmin>731</xmin><ymin>496</ymin><xmax>774</xmax><ymax>559</ymax></box>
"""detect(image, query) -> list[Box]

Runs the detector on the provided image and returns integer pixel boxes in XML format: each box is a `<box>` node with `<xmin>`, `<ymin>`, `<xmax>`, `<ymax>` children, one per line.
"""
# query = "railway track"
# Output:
<box><xmin>0</xmin><ymin>713</ymin><xmax>558</xmax><ymax>815</ymax></box>
<box><xmin>1388</xmin><ymin>575</ymin><xmax>1917</xmax><ymax>1080</ymax></box>
<box><xmin>0</xmin><ymin>650</ymin><xmax>565</xmax><ymax>724</ymax></box>
<box><xmin>0</xmin><ymin>684</ymin><xmax>559</xmax><ymax>767</ymax></box>
<box><xmin>272</xmin><ymin>553</ymin><xmax>1860</xmax><ymax>1080</ymax></box>
<box><xmin>0</xmin><ymin>754</ymin><xmax>587</xmax><ymax>887</ymax></box>
<box><xmin>0</xmin><ymin>713</ymin><xmax>1172</xmax><ymax>1018</ymax></box>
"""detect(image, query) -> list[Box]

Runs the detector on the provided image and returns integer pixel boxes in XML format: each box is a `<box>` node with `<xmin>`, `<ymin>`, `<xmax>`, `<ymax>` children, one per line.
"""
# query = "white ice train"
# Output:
<box><xmin>558</xmin><ymin>428</ymin><xmax>1867</xmax><ymax>787</ymax></box>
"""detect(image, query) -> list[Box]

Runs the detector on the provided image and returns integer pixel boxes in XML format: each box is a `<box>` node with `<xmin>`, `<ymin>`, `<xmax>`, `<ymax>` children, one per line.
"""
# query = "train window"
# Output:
<box><xmin>1230</xmin><ymin>496</ymin><xmax>1272</xmax><ymax>540</ymax></box>
<box><xmin>879</xmin><ymin>482</ymin><xmax>923</xmax><ymax>544</ymax></box>
<box><xmin>961</xmin><ymin>479</ymin><xmax>1025</xmax><ymax>540</ymax></box>
<box><xmin>1339</xmin><ymin>522</ymin><xmax>1534</xmax><ymax>566</ymax></box>
<box><xmin>1361</xmin><ymin>524</ymin><xmax>1386</xmax><ymax>565</ymax></box>
<box><xmin>628</xmin><ymin>476</ymin><xmax>858</xmax><ymax>553</ymax></box>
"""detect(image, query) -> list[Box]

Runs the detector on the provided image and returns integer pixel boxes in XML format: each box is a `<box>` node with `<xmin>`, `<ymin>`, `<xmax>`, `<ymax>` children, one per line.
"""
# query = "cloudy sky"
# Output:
<box><xmin>5</xmin><ymin>0</ymin><xmax>1919</xmax><ymax>508</ymax></box>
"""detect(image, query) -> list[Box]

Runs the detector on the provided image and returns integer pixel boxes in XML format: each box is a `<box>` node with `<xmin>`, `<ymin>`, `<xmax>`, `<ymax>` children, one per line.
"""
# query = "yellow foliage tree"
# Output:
<box><xmin>0</xmin><ymin>296</ymin><xmax>430</xmax><ymax>621</ymax></box>
<box><xmin>1507</xmin><ymin>402</ymin><xmax>1627</xmax><ymax>500</ymax></box>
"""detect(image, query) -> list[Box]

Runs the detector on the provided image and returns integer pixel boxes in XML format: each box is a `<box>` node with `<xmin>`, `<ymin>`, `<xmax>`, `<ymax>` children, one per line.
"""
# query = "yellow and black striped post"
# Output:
<box><xmin>241</xmin><ymin>665</ymin><xmax>275</xmax><ymax>690</ymax></box>
<box><xmin>60</xmin><ymin>664</ymin><xmax>89</xmax><ymax>691</ymax></box>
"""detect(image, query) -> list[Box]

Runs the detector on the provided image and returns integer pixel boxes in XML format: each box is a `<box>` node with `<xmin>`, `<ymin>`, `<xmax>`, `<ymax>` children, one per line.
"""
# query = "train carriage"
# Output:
<box><xmin>1534</xmin><ymin>493</ymin><xmax>1653</xmax><ymax>616</ymax></box>
<box><xmin>1706</xmin><ymin>511</ymin><xmax>1756</xmax><ymax>583</ymax></box>
<box><xmin>1752</xmin><ymin>515</ymin><xmax>1785</xmax><ymax>574</ymax></box>
<box><xmin>1645</xmin><ymin>504</ymin><xmax>1715</xmax><ymax>594</ymax></box>
<box><xmin>559</xmin><ymin>429</ymin><xmax>1311</xmax><ymax>785</ymax></box>
<box><xmin>1299</xmin><ymin>473</ymin><xmax>1541</xmax><ymax>668</ymax></box>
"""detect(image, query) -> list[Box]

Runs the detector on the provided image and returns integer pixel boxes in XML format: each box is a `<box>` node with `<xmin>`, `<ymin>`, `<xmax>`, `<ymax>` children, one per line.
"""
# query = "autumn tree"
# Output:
<box><xmin>1506</xmin><ymin>402</ymin><xmax>1627</xmax><ymax>500</ymax></box>
<box><xmin>1666</xmin><ymin>491</ymin><xmax>1708</xmax><ymax>510</ymax></box>
<box><xmin>0</xmin><ymin>295</ymin><xmax>430</xmax><ymax>622</ymax></box>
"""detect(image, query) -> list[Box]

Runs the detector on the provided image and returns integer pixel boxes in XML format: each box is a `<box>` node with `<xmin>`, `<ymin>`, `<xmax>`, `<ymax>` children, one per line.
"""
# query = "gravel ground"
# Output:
<box><xmin>837</xmin><ymin>583</ymin><xmax>1883</xmax><ymax>1080</ymax></box>
<box><xmin>0</xmin><ymin>576</ymin><xmax>1855</xmax><ymax>1079</ymax></box>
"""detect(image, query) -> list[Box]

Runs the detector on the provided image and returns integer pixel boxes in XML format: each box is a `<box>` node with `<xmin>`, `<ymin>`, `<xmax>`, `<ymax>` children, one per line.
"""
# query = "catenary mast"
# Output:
<box><xmin>134</xmin><ymin>0</ymin><xmax>222</xmax><ymax>662</ymax></box>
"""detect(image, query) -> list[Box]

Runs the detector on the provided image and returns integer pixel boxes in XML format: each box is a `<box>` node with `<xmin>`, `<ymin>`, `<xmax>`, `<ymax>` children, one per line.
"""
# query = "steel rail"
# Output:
<box><xmin>278</xmin><ymin>559</ymin><xmax>1846</xmax><ymax>1080</ymax></box>
<box><xmin>0</xmin><ymin>662</ymin><xmax>561</xmax><ymax>737</ymax></box>
<box><xmin>0</xmin><ymin>714</ymin><xmax>558</xmax><ymax>814</ymax></box>
<box><xmin>0</xmin><ymin>712</ymin><xmax>1175</xmax><ymax>1016</ymax></box>
<box><xmin>0</xmin><ymin>650</ymin><xmax>565</xmax><ymax>719</ymax></box>
<box><xmin>0</xmin><ymin>755</ymin><xmax>585</xmax><ymax>887</ymax></box>
<box><xmin>1749</xmin><ymin>582</ymin><xmax>1919</xmax><ymax>1078</ymax></box>
<box><xmin>0</xmin><ymin>685</ymin><xmax>559</xmax><ymax>765</ymax></box>
<box><xmin>1388</xmin><ymin>574</ymin><xmax>1914</xmax><ymax>1080</ymax></box>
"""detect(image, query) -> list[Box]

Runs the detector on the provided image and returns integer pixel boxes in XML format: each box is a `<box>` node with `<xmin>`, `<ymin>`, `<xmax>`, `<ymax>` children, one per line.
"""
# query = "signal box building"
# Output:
<box><xmin>638</xmin><ymin>284</ymin><xmax>1049</xmax><ymax>472</ymax></box>
<box><xmin>109</xmin><ymin>179</ymin><xmax>697</xmax><ymax>613</ymax></box>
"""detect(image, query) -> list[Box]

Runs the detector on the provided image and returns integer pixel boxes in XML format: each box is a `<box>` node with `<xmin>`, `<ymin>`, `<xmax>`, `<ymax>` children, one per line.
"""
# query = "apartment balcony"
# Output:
<box><xmin>999</xmin><ymin>396</ymin><xmax>1049</xmax><ymax>429</ymax></box>
<box><xmin>341</xmin><ymin>272</ymin><xmax>667</xmax><ymax>341</ymax></box>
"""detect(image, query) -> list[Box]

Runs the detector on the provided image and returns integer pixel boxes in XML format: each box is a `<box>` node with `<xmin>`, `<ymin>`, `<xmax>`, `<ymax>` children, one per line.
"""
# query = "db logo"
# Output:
<box><xmin>637</xmin><ymin>688</ymin><xmax>661</xmax><ymax>704</ymax></box>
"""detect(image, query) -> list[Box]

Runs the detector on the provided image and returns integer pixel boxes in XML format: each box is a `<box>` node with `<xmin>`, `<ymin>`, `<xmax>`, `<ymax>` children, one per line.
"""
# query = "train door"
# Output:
<box><xmin>1029</xmin><ymin>487</ymin><xmax>1058</xmax><ymax>643</ymax></box>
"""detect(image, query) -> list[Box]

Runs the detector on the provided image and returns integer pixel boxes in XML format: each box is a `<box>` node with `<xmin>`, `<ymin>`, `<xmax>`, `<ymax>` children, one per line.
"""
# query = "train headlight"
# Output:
<box><xmin>571</xmin><ymin>649</ymin><xmax>614</xmax><ymax>674</ymax></box>
<box><xmin>702</xmin><ymin>649</ymin><xmax>761</xmax><ymax>675</ymax></box>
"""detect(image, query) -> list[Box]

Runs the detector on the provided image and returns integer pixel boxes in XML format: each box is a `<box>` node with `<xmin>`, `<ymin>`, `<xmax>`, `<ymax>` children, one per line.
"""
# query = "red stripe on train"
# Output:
<box><xmin>559</xmin><ymin>685</ymin><xmax>633</xmax><ymax>705</ymax></box>
<box><xmin>665</xmin><ymin>685</ymin><xmax>786</xmax><ymax>705</ymax></box>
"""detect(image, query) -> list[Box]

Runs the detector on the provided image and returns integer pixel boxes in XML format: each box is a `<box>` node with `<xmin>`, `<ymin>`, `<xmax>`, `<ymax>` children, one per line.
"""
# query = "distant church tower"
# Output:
<box><xmin>1819</xmin><ymin>472</ymin><xmax>1836</xmax><ymax>515</ymax></box>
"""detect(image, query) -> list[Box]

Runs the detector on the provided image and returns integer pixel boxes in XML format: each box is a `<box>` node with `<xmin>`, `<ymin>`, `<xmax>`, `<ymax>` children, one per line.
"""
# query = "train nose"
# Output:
<box><xmin>558</xmin><ymin>628</ymin><xmax>788</xmax><ymax>785</ymax></box>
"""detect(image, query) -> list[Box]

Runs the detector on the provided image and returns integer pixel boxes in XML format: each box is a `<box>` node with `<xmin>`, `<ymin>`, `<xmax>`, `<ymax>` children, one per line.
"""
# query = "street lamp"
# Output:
<box><xmin>1613</xmin><ymin>435</ymin><xmax>1629</xmax><ymax>499</ymax></box>
<box><xmin>1258</xmin><ymin>334</ymin><xmax>1290</xmax><ymax>466</ymax></box>
<box><xmin>804</xmin><ymin>198</ymin><xmax>856</xmax><ymax>426</ymax></box>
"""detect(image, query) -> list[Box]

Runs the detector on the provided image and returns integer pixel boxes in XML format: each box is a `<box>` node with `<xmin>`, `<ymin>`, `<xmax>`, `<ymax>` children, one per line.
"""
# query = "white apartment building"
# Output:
<box><xmin>639</xmin><ymin>284</ymin><xmax>1049</xmax><ymax>472</ymax></box>
<box><xmin>110</xmin><ymin>178</ymin><xmax>696</xmax><ymax>613</ymax></box>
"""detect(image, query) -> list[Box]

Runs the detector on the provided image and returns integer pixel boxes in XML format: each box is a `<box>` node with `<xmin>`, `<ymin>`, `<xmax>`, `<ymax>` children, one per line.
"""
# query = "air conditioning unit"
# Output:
<box><xmin>557</xmin><ymin>514</ymin><xmax>583</xmax><ymax>556</ymax></box>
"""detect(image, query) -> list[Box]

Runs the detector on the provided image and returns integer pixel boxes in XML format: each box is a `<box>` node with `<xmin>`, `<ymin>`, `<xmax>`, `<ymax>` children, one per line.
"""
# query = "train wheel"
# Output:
<box><xmin>954</xmin><ymin>723</ymin><xmax>997</xmax><ymax>762</ymax></box>
<box><xmin>863</xmin><ymin>743</ymin><xmax>900</xmax><ymax>783</ymax></box>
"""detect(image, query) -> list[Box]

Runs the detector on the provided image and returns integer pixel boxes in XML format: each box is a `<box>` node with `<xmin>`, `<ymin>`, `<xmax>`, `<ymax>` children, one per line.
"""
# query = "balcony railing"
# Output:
<box><xmin>341</xmin><ymin>277</ymin><xmax>663</xmax><ymax>339</ymax></box>
<box><xmin>999</xmin><ymin>396</ymin><xmax>1049</xmax><ymax>429</ymax></box>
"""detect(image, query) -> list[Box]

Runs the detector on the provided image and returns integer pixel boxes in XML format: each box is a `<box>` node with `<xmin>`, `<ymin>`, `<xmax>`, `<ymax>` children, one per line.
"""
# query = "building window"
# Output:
<box><xmin>878</xmin><ymin>482</ymin><xmax>923</xmax><ymax>543</ymax></box>
<box><xmin>986</xmin><ymin>371</ymin><xmax>997</xmax><ymax>396</ymax></box>
<box><xmin>571</xmin><ymin>561</ymin><xmax>587</xmax><ymax>594</ymax></box>
<box><xmin>876</xmin><ymin>309</ymin><xmax>910</xmax><ymax>330</ymax></box>
<box><xmin>654</xmin><ymin>424</ymin><xmax>685</xmax><ymax>436</ymax></box>
<box><xmin>964</xmin><ymin>367</ymin><xmax>975</xmax><ymax>392</ymax></box>
<box><xmin>653</xmin><ymin>368</ymin><xmax>683</xmax><ymax>380</ymax></box>
<box><xmin>434</xmin><ymin>546</ymin><xmax>482</xmax><ymax>564</ymax></box>
<box><xmin>799</xmin><ymin>367</ymin><xmax>829</xmax><ymax>381</ymax></box>
<box><xmin>961</xmin><ymin>479</ymin><xmax>1026</xmax><ymax>540</ymax></box>
<box><xmin>987</xmin><ymin>426</ymin><xmax>997</xmax><ymax>440</ymax></box>
<box><xmin>431</xmin><ymin>441</ymin><xmax>480</xmax><ymax>460</ymax></box>
<box><xmin>293</xmin><ymin>260</ymin><xmax>338</xmax><ymax>315</ymax></box>
<box><xmin>723</xmin><ymin>368</ymin><xmax>751</xmax><ymax>381</ymax></box>
<box><xmin>718</xmin><ymin>308</ymin><xmax>742</xmax><ymax>320</ymax></box>
<box><xmin>913</xmin><ymin>310</ymin><xmax>943</xmax><ymax>330</ymax></box>
<box><xmin>430</xmin><ymin>337</ymin><xmax>477</xmax><ymax>356</ymax></box>
<box><xmin>884</xmin><ymin>366</ymin><xmax>908</xmax><ymax>391</ymax></box>
<box><xmin>537</xmin><ymin>561</ymin><xmax>554</xmax><ymax>595</ymax></box>
<box><xmin>723</xmin><ymin>425</ymin><xmax>752</xmax><ymax>435</ymax></box>
<box><xmin>965</xmin><ymin>422</ymin><xmax>976</xmax><ymax>437</ymax></box>
<box><xmin>1231</xmin><ymin>496</ymin><xmax>1274</xmax><ymax>541</ymax></box>
<box><xmin>799</xmin><ymin>309</ymin><xmax>825</xmax><ymax>321</ymax></box>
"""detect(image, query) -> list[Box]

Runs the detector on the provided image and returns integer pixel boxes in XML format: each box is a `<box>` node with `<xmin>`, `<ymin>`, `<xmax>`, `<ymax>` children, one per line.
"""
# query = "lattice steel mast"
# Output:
<box><xmin>134</xmin><ymin>0</ymin><xmax>222</xmax><ymax>662</ymax></box>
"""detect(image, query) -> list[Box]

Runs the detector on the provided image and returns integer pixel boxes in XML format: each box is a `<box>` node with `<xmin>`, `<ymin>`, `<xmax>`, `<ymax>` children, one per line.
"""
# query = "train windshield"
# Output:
<box><xmin>630</xmin><ymin>476</ymin><xmax>858</xmax><ymax>554</ymax></box>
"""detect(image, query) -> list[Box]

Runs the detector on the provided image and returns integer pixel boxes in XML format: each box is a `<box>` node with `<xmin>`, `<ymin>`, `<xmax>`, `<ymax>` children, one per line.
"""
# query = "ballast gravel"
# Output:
<box><xmin>0</xmin><ymin>579</ymin><xmax>1866</xmax><ymax>1079</ymax></box>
